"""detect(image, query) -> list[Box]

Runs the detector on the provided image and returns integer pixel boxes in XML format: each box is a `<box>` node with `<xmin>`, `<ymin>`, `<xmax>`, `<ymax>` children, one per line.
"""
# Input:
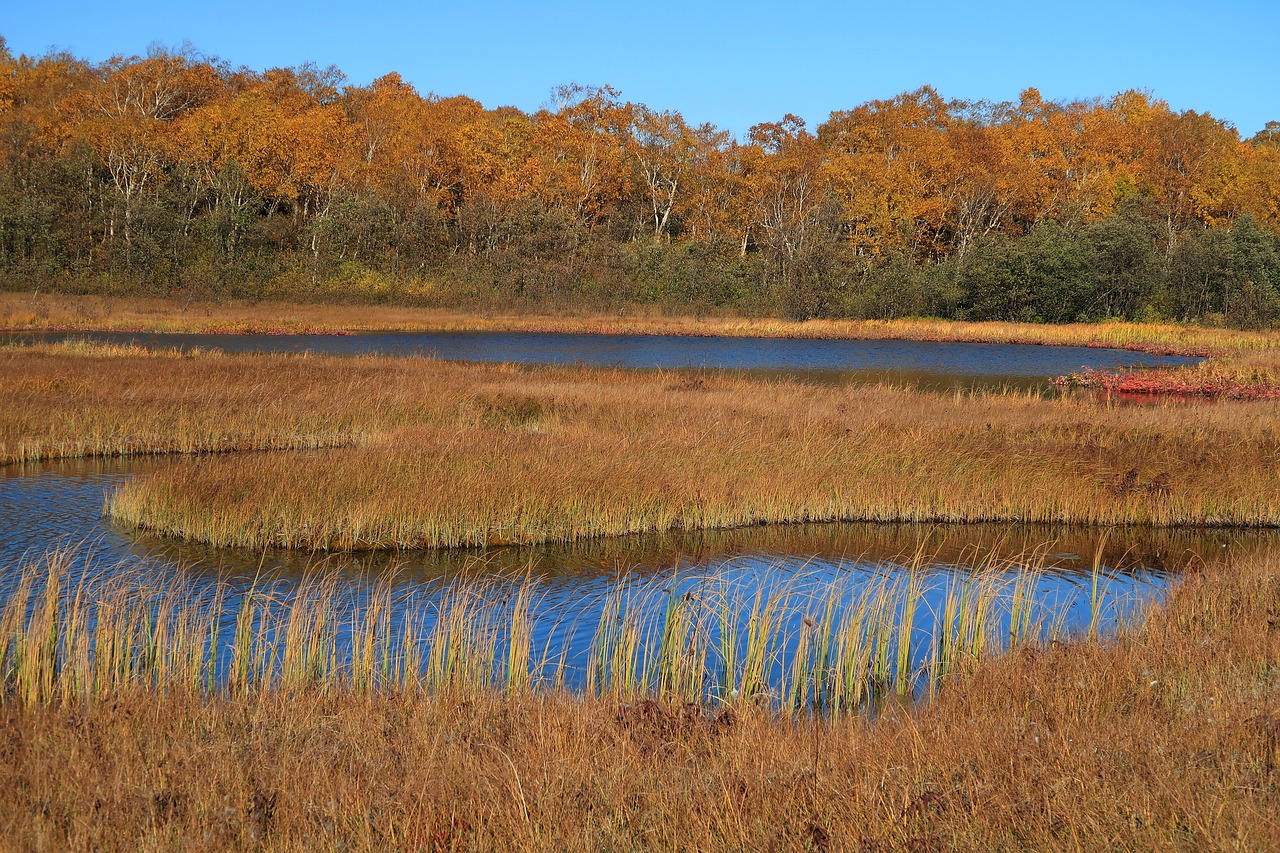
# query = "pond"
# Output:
<box><xmin>1</xmin><ymin>457</ymin><xmax>1264</xmax><ymax>707</ymax></box>
<box><xmin>2</xmin><ymin>329</ymin><xmax>1201</xmax><ymax>391</ymax></box>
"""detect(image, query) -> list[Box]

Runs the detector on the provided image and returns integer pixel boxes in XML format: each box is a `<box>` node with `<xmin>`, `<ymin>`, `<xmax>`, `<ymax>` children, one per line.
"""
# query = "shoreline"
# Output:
<box><xmin>7</xmin><ymin>292</ymin><xmax>1273</xmax><ymax>356</ymax></box>
<box><xmin>14</xmin><ymin>293</ymin><xmax>1280</xmax><ymax>401</ymax></box>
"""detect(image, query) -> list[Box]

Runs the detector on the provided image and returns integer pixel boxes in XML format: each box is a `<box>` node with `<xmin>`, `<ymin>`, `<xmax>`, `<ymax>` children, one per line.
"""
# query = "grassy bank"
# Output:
<box><xmin>0</xmin><ymin>545</ymin><xmax>1275</xmax><ymax>848</ymax></box>
<box><xmin>4</xmin><ymin>342</ymin><xmax>1280</xmax><ymax>549</ymax></box>
<box><xmin>0</xmin><ymin>342</ymin><xmax>378</xmax><ymax>464</ymax></box>
<box><xmin>12</xmin><ymin>291</ymin><xmax>1280</xmax><ymax>400</ymax></box>
<box><xmin>1057</xmin><ymin>348</ymin><xmax>1280</xmax><ymax>400</ymax></box>
<box><xmin>6</xmin><ymin>292</ymin><xmax>1280</xmax><ymax>356</ymax></box>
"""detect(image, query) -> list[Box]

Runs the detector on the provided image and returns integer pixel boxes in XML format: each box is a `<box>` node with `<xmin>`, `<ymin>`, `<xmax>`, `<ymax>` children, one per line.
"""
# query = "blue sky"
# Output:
<box><xmin>6</xmin><ymin>1</ymin><xmax>1278</xmax><ymax>140</ymax></box>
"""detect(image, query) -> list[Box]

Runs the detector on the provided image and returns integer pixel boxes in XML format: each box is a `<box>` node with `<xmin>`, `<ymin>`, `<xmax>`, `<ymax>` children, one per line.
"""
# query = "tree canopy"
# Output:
<box><xmin>2</xmin><ymin>46</ymin><xmax>1278</xmax><ymax>324</ymax></box>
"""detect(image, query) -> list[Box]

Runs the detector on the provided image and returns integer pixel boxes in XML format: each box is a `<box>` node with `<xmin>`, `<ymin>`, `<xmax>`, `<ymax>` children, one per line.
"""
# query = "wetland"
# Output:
<box><xmin>1</xmin><ymin>318</ymin><xmax>1278</xmax><ymax>848</ymax></box>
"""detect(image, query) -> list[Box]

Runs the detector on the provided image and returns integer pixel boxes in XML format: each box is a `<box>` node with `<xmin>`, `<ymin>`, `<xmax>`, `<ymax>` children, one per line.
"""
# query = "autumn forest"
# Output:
<box><xmin>2</xmin><ymin>40</ymin><xmax>1280</xmax><ymax>325</ymax></box>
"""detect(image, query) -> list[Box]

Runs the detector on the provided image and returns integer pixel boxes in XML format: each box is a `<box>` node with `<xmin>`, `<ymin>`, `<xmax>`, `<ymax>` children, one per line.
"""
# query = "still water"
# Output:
<box><xmin>3</xmin><ymin>329</ymin><xmax>1201</xmax><ymax>391</ymax></box>
<box><xmin>3</xmin><ymin>457</ymin><xmax>1263</xmax><ymax>701</ymax></box>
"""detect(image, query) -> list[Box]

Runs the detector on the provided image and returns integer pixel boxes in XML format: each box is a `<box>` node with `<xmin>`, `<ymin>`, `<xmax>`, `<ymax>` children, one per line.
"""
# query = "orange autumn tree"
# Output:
<box><xmin>450</xmin><ymin>105</ymin><xmax>539</xmax><ymax>253</ymax></box>
<box><xmin>1240</xmin><ymin>123</ymin><xmax>1280</xmax><ymax>230</ymax></box>
<box><xmin>70</xmin><ymin>49</ymin><xmax>221</xmax><ymax>251</ymax></box>
<box><xmin>1140</xmin><ymin>105</ymin><xmax>1244</xmax><ymax>235</ymax></box>
<box><xmin>819</xmin><ymin>87</ymin><xmax>957</xmax><ymax>259</ymax></box>
<box><xmin>626</xmin><ymin>105</ymin><xmax>731</xmax><ymax>241</ymax></box>
<box><xmin>0</xmin><ymin>40</ymin><xmax>1277</xmax><ymax>323</ymax></box>
<box><xmin>344</xmin><ymin>74</ymin><xmax>484</xmax><ymax>221</ymax></box>
<box><xmin>531</xmin><ymin>85</ymin><xmax>632</xmax><ymax>233</ymax></box>
<box><xmin>176</xmin><ymin>65</ymin><xmax>356</xmax><ymax>277</ymax></box>
<box><xmin>0</xmin><ymin>48</ymin><xmax>97</xmax><ymax>197</ymax></box>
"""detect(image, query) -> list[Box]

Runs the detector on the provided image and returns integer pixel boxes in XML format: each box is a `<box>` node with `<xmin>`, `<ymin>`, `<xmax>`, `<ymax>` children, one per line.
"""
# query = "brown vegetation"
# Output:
<box><xmin>3</xmin><ymin>341</ymin><xmax>1280</xmax><ymax>550</ymax></box>
<box><xmin>0</xmin><ymin>545</ymin><xmax>1275</xmax><ymax>849</ymax></box>
<box><xmin>100</xmin><ymin>353</ymin><xmax>1280</xmax><ymax>548</ymax></box>
<box><xmin>1058</xmin><ymin>348</ymin><xmax>1280</xmax><ymax>400</ymax></box>
<box><xmin>3</xmin><ymin>332</ymin><xmax>1279</xmax><ymax>848</ymax></box>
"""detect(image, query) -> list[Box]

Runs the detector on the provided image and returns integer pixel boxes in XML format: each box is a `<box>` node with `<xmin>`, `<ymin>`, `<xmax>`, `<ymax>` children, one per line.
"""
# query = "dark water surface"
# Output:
<box><xmin>3</xmin><ymin>457</ymin><xmax>1269</xmax><ymax>698</ymax></box>
<box><xmin>4</xmin><ymin>329</ymin><xmax>1201</xmax><ymax>391</ymax></box>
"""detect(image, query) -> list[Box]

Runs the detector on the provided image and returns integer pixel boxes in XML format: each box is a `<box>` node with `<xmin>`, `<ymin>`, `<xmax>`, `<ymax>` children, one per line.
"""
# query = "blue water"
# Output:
<box><xmin>2</xmin><ymin>330</ymin><xmax>1201</xmax><ymax>391</ymax></box>
<box><xmin>5</xmin><ymin>457</ymin><xmax>1265</xmax><ymax>703</ymax></box>
<box><xmin>0</xmin><ymin>330</ymin><xmax>1223</xmax><ymax>702</ymax></box>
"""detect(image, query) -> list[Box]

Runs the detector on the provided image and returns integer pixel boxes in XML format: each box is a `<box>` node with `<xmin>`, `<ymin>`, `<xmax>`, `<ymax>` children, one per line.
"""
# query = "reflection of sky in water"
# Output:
<box><xmin>3</xmin><ymin>458</ymin><xmax>1264</xmax><ymax>697</ymax></box>
<box><xmin>2</xmin><ymin>330</ymin><xmax>1201</xmax><ymax>393</ymax></box>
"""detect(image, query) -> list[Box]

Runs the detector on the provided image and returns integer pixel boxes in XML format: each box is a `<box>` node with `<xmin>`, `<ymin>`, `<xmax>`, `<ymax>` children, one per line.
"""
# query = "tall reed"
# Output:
<box><xmin>0</xmin><ymin>546</ymin><xmax>1150</xmax><ymax>714</ymax></box>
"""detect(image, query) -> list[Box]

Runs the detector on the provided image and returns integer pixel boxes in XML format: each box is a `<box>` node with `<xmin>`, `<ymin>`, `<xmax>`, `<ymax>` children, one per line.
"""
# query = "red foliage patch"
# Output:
<box><xmin>1055</xmin><ymin>368</ymin><xmax>1280</xmax><ymax>401</ymax></box>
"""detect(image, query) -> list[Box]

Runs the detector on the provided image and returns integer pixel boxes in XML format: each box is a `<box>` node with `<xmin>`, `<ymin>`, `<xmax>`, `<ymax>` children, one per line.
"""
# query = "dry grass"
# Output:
<box><xmin>0</xmin><ymin>546</ymin><xmax>1275</xmax><ymax>849</ymax></box>
<box><xmin>108</xmin><ymin>366</ymin><xmax>1280</xmax><ymax>548</ymax></box>
<box><xmin>4</xmin><ymin>341</ymin><xmax>1279</xmax><ymax>549</ymax></box>
<box><xmin>3</xmin><ymin>325</ymin><xmax>1278</xmax><ymax>848</ymax></box>
<box><xmin>0</xmin><ymin>341</ymin><xmax>402</xmax><ymax>463</ymax></box>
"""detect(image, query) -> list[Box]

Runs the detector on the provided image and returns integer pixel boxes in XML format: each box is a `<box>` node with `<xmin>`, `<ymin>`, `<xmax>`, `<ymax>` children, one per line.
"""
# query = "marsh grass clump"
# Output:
<box><xmin>475</xmin><ymin>394</ymin><xmax>547</xmax><ymax>431</ymax></box>
<box><xmin>5</xmin><ymin>341</ymin><xmax>1280</xmax><ymax>549</ymax></box>
<box><xmin>107</xmin><ymin>371</ymin><xmax>1280</xmax><ymax>549</ymax></box>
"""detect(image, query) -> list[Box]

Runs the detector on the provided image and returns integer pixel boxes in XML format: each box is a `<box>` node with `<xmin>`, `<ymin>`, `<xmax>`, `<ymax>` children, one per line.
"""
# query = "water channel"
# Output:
<box><xmin>0</xmin><ymin>332</ymin><xmax>1233</xmax><ymax>701</ymax></box>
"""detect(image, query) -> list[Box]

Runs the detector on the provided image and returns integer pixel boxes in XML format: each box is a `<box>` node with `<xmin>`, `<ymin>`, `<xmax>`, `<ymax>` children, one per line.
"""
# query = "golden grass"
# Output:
<box><xmin>4</xmin><ymin>341</ymin><xmax>1279</xmax><ymax>548</ymax></box>
<box><xmin>0</xmin><ymin>342</ymin><xmax>387</xmax><ymax>463</ymax></box>
<box><xmin>0</xmin><ymin>545</ymin><xmax>1096</xmax><ymax>709</ymax></box>
<box><xmin>5</xmin><ymin>291</ymin><xmax>1280</xmax><ymax>355</ymax></box>
<box><xmin>3</xmin><ymin>329</ymin><xmax>1278</xmax><ymax>847</ymax></box>
<box><xmin>108</xmin><ymin>365</ymin><xmax>1280</xmax><ymax>547</ymax></box>
<box><xmin>0</xmin><ymin>545</ymin><xmax>1275</xmax><ymax>848</ymax></box>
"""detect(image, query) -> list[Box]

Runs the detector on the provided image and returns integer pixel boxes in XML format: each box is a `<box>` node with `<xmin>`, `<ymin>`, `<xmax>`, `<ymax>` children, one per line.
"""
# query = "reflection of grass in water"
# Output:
<box><xmin>0</xmin><ymin>547</ymin><xmax>1273</xmax><ymax>848</ymax></box>
<box><xmin>0</xmin><ymin>546</ymin><xmax>1151</xmax><ymax>713</ymax></box>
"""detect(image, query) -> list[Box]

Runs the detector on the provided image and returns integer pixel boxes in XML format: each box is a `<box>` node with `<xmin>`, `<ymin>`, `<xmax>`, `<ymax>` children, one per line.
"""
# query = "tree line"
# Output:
<box><xmin>2</xmin><ymin>40</ymin><xmax>1279</xmax><ymax>324</ymax></box>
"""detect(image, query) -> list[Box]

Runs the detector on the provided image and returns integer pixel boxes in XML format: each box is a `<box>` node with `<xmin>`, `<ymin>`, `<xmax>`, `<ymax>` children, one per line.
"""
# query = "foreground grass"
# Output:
<box><xmin>0</xmin><ymin>546</ymin><xmax>1096</xmax><ymax>712</ymax></box>
<box><xmin>0</xmin><ymin>548</ymin><xmax>1275</xmax><ymax>849</ymax></box>
<box><xmin>4</xmin><ymin>342</ymin><xmax>1280</xmax><ymax>548</ymax></box>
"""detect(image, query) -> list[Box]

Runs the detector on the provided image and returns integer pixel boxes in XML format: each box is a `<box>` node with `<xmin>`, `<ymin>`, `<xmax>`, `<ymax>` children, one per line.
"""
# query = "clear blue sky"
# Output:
<box><xmin>6</xmin><ymin>1</ymin><xmax>1278</xmax><ymax>140</ymax></box>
